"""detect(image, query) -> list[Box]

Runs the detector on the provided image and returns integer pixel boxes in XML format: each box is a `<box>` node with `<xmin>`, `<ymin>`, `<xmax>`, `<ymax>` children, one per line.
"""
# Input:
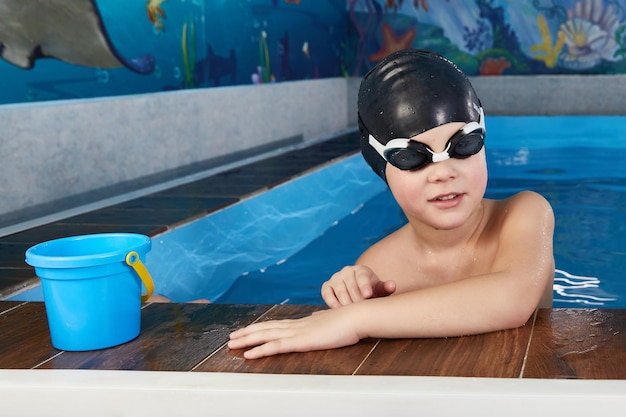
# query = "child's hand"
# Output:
<box><xmin>228</xmin><ymin>308</ymin><xmax>361</xmax><ymax>359</ymax></box>
<box><xmin>321</xmin><ymin>265</ymin><xmax>396</xmax><ymax>308</ymax></box>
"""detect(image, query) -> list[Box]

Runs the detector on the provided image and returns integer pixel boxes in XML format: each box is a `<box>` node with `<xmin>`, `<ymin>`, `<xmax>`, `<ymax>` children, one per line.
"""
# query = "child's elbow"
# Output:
<box><xmin>498</xmin><ymin>300</ymin><xmax>537</xmax><ymax>330</ymax></box>
<box><xmin>507</xmin><ymin>308</ymin><xmax>535</xmax><ymax>329</ymax></box>
<box><xmin>495</xmin><ymin>270</ymin><xmax>553</xmax><ymax>331</ymax></box>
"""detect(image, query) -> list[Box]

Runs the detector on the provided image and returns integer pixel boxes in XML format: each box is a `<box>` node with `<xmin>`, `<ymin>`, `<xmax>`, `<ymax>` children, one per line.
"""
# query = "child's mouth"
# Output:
<box><xmin>432</xmin><ymin>193</ymin><xmax>459</xmax><ymax>201</ymax></box>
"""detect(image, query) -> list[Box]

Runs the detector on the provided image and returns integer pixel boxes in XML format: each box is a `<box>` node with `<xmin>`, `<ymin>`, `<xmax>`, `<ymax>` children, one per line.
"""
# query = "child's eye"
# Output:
<box><xmin>387</xmin><ymin>148</ymin><xmax>429</xmax><ymax>170</ymax></box>
<box><xmin>453</xmin><ymin>133</ymin><xmax>484</xmax><ymax>157</ymax></box>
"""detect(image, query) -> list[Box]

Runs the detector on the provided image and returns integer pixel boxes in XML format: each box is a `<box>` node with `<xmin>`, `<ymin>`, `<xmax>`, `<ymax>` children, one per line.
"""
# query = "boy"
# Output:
<box><xmin>229</xmin><ymin>49</ymin><xmax>555</xmax><ymax>359</ymax></box>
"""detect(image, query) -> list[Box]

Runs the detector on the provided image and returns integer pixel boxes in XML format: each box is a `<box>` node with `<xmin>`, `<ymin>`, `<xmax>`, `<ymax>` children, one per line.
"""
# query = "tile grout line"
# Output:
<box><xmin>0</xmin><ymin>301</ymin><xmax>28</xmax><ymax>316</ymax></box>
<box><xmin>190</xmin><ymin>341</ymin><xmax>230</xmax><ymax>371</ymax></box>
<box><xmin>518</xmin><ymin>308</ymin><xmax>539</xmax><ymax>378</ymax></box>
<box><xmin>31</xmin><ymin>351</ymin><xmax>65</xmax><ymax>369</ymax></box>
<box><xmin>351</xmin><ymin>339</ymin><xmax>381</xmax><ymax>376</ymax></box>
<box><xmin>190</xmin><ymin>305</ymin><xmax>280</xmax><ymax>371</ymax></box>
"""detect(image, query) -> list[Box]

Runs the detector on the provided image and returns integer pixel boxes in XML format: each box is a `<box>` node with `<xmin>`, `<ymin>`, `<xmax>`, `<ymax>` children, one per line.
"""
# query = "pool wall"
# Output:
<box><xmin>2</xmin><ymin>75</ymin><xmax>626</xmax><ymax>234</ymax></box>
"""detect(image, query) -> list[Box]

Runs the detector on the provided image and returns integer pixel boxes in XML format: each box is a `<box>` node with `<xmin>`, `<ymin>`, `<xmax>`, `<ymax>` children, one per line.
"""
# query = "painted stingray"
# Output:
<box><xmin>0</xmin><ymin>0</ymin><xmax>154</xmax><ymax>73</ymax></box>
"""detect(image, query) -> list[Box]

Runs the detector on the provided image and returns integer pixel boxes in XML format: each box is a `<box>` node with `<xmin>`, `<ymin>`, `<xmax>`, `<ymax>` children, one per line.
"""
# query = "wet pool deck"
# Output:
<box><xmin>0</xmin><ymin>131</ymin><xmax>625</xmax><ymax>380</ymax></box>
<box><xmin>1</xmin><ymin>301</ymin><xmax>626</xmax><ymax>379</ymax></box>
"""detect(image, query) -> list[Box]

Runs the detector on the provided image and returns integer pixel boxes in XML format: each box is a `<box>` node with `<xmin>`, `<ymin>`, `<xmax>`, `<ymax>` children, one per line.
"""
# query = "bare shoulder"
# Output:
<box><xmin>505</xmin><ymin>190</ymin><xmax>552</xmax><ymax>210</ymax></box>
<box><xmin>489</xmin><ymin>192</ymin><xmax>555</xmax><ymax>308</ymax></box>
<box><xmin>487</xmin><ymin>190</ymin><xmax>555</xmax><ymax>254</ymax></box>
<box><xmin>495</xmin><ymin>190</ymin><xmax>554</xmax><ymax>227</ymax></box>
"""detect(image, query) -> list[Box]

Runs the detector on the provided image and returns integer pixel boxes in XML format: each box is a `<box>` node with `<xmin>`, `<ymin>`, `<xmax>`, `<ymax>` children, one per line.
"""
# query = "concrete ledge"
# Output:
<box><xmin>348</xmin><ymin>75</ymin><xmax>626</xmax><ymax>116</ymax></box>
<box><xmin>470</xmin><ymin>75</ymin><xmax>626</xmax><ymax>116</ymax></box>
<box><xmin>0</xmin><ymin>78</ymin><xmax>349</xmax><ymax>222</ymax></box>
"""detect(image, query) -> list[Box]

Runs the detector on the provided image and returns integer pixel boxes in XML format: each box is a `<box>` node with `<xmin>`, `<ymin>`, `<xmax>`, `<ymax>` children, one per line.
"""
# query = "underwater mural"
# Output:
<box><xmin>0</xmin><ymin>0</ymin><xmax>155</xmax><ymax>74</ymax></box>
<box><xmin>346</xmin><ymin>0</ymin><xmax>626</xmax><ymax>76</ymax></box>
<box><xmin>1</xmin><ymin>0</ymin><xmax>625</xmax><ymax>105</ymax></box>
<box><xmin>0</xmin><ymin>0</ymin><xmax>345</xmax><ymax>104</ymax></box>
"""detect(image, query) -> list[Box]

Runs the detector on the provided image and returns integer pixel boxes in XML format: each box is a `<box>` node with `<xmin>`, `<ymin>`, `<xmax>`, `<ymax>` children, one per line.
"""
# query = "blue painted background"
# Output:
<box><xmin>2</xmin><ymin>0</ymin><xmax>626</xmax><ymax>105</ymax></box>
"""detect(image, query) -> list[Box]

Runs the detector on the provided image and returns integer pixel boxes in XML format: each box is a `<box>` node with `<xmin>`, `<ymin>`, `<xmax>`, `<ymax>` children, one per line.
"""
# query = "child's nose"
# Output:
<box><xmin>426</xmin><ymin>159</ymin><xmax>457</xmax><ymax>183</ymax></box>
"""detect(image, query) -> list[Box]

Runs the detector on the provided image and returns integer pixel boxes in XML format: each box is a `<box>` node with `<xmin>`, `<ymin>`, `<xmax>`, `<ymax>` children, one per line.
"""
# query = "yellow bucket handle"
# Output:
<box><xmin>125</xmin><ymin>251</ymin><xmax>155</xmax><ymax>303</ymax></box>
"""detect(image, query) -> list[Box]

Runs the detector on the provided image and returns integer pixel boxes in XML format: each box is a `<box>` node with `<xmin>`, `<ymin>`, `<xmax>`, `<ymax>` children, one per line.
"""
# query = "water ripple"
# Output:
<box><xmin>553</xmin><ymin>269</ymin><xmax>617</xmax><ymax>306</ymax></box>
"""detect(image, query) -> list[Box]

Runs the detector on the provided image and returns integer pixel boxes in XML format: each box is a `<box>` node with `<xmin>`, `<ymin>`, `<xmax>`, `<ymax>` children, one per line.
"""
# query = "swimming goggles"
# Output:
<box><xmin>368</xmin><ymin>110</ymin><xmax>486</xmax><ymax>171</ymax></box>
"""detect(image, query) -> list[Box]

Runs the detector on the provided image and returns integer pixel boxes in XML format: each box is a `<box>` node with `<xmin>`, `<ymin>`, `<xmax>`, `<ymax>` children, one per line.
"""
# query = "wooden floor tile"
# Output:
<box><xmin>194</xmin><ymin>304</ymin><xmax>378</xmax><ymax>375</ymax></box>
<box><xmin>523</xmin><ymin>309</ymin><xmax>626</xmax><ymax>379</ymax></box>
<box><xmin>37</xmin><ymin>303</ymin><xmax>270</xmax><ymax>371</ymax></box>
<box><xmin>356</xmin><ymin>317</ymin><xmax>534</xmax><ymax>377</ymax></box>
<box><xmin>0</xmin><ymin>302</ymin><xmax>59</xmax><ymax>368</ymax></box>
<box><xmin>0</xmin><ymin>301</ymin><xmax>22</xmax><ymax>314</ymax></box>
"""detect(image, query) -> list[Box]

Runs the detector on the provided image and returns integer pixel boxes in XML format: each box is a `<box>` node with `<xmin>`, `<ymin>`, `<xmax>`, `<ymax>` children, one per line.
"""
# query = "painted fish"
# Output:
<box><xmin>146</xmin><ymin>0</ymin><xmax>167</xmax><ymax>33</ymax></box>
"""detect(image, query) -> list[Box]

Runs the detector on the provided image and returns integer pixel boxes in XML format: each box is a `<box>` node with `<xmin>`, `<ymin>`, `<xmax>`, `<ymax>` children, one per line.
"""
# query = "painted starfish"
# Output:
<box><xmin>369</xmin><ymin>22</ymin><xmax>417</xmax><ymax>62</ymax></box>
<box><xmin>479</xmin><ymin>56</ymin><xmax>512</xmax><ymax>75</ymax></box>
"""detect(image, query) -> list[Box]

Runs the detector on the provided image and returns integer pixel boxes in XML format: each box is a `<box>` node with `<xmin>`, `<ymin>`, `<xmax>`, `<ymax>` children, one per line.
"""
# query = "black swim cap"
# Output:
<box><xmin>358</xmin><ymin>49</ymin><xmax>483</xmax><ymax>182</ymax></box>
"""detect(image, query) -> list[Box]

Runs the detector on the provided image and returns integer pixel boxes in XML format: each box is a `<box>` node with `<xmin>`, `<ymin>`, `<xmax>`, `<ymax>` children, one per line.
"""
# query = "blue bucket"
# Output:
<box><xmin>25</xmin><ymin>233</ymin><xmax>155</xmax><ymax>351</ymax></box>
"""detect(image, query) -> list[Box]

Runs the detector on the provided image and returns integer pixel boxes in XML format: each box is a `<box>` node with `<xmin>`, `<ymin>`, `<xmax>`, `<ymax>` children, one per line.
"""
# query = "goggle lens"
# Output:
<box><xmin>385</xmin><ymin>147</ymin><xmax>429</xmax><ymax>171</ymax></box>
<box><xmin>368</xmin><ymin>118</ymin><xmax>485</xmax><ymax>171</ymax></box>
<box><xmin>448</xmin><ymin>130</ymin><xmax>484</xmax><ymax>159</ymax></box>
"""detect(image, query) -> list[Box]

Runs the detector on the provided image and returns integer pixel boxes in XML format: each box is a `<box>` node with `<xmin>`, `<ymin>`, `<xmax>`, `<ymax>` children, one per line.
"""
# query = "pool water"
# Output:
<box><xmin>488</xmin><ymin>172</ymin><xmax>626</xmax><ymax>307</ymax></box>
<box><xmin>210</xmin><ymin>116</ymin><xmax>626</xmax><ymax>308</ymax></box>
<box><xmin>216</xmin><ymin>171</ymin><xmax>626</xmax><ymax>308</ymax></box>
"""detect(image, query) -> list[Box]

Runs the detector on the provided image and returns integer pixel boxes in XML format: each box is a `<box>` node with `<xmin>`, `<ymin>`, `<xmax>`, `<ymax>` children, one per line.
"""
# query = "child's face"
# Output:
<box><xmin>385</xmin><ymin>122</ymin><xmax>488</xmax><ymax>231</ymax></box>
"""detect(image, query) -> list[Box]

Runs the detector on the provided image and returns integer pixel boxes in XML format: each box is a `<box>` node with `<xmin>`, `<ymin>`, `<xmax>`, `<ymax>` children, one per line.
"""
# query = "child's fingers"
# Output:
<box><xmin>346</xmin><ymin>273</ymin><xmax>368</xmax><ymax>303</ymax></box>
<box><xmin>229</xmin><ymin>320</ymin><xmax>290</xmax><ymax>339</ymax></box>
<box><xmin>321</xmin><ymin>281</ymin><xmax>342</xmax><ymax>308</ymax></box>
<box><xmin>322</xmin><ymin>265</ymin><xmax>380</xmax><ymax>307</ymax></box>
<box><xmin>228</xmin><ymin>321</ymin><xmax>294</xmax><ymax>349</ymax></box>
<box><xmin>242</xmin><ymin>342</ymin><xmax>282</xmax><ymax>359</ymax></box>
<box><xmin>333</xmin><ymin>280</ymin><xmax>355</xmax><ymax>306</ymax></box>
<box><xmin>354</xmin><ymin>266</ymin><xmax>377</xmax><ymax>299</ymax></box>
<box><xmin>373</xmin><ymin>279</ymin><xmax>396</xmax><ymax>297</ymax></box>
<box><xmin>322</xmin><ymin>271</ymin><xmax>358</xmax><ymax>307</ymax></box>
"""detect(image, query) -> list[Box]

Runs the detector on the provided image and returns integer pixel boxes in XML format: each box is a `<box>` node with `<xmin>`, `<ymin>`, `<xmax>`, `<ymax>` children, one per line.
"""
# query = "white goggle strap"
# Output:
<box><xmin>368</xmin><ymin>107</ymin><xmax>484</xmax><ymax>163</ymax></box>
<box><xmin>458</xmin><ymin>108</ymin><xmax>485</xmax><ymax>135</ymax></box>
<box><xmin>369</xmin><ymin>134</ymin><xmax>451</xmax><ymax>163</ymax></box>
<box><xmin>368</xmin><ymin>135</ymin><xmax>410</xmax><ymax>159</ymax></box>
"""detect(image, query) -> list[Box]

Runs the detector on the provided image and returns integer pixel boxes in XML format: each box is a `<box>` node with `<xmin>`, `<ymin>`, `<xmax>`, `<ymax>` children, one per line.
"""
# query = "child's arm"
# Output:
<box><xmin>229</xmin><ymin>192</ymin><xmax>554</xmax><ymax>359</ymax></box>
